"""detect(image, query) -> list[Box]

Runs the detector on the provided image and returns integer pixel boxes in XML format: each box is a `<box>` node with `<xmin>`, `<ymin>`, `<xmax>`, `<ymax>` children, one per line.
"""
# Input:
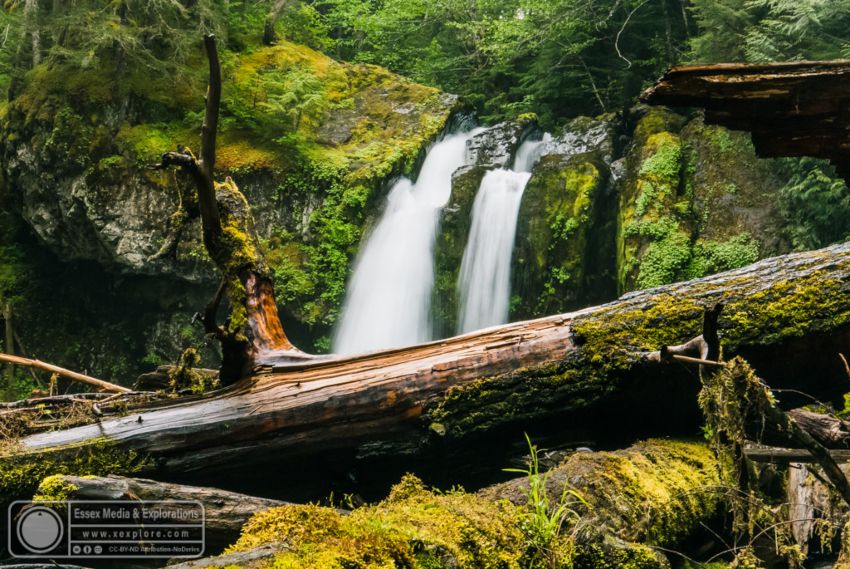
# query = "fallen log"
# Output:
<box><xmin>167</xmin><ymin>440</ymin><xmax>720</xmax><ymax>569</ymax></box>
<box><xmin>787</xmin><ymin>408</ymin><xmax>850</xmax><ymax>448</ymax></box>
<box><xmin>33</xmin><ymin>475</ymin><xmax>285</xmax><ymax>552</ymax></box>
<box><xmin>2</xmin><ymin>242</ymin><xmax>849</xmax><ymax>499</ymax></box>
<box><xmin>745</xmin><ymin>448</ymin><xmax>850</xmax><ymax>463</ymax></box>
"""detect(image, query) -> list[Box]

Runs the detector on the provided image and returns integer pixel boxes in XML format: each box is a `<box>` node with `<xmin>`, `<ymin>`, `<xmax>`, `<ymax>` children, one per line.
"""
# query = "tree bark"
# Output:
<box><xmin>0</xmin><ymin>353</ymin><xmax>131</xmax><ymax>393</ymax></box>
<box><xmin>263</xmin><ymin>0</ymin><xmax>289</xmax><ymax>45</ymax></box>
<box><xmin>3</xmin><ymin>300</ymin><xmax>13</xmax><ymax>393</ymax></box>
<box><xmin>4</xmin><ymin>243</ymin><xmax>850</xmax><ymax>488</ymax></box>
<box><xmin>153</xmin><ymin>35</ymin><xmax>309</xmax><ymax>383</ymax></box>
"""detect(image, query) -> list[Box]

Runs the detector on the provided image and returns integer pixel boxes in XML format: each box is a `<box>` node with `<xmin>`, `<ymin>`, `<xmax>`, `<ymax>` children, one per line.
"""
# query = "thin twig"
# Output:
<box><xmin>615</xmin><ymin>0</ymin><xmax>651</xmax><ymax>68</ymax></box>
<box><xmin>671</xmin><ymin>354</ymin><xmax>724</xmax><ymax>367</ymax></box>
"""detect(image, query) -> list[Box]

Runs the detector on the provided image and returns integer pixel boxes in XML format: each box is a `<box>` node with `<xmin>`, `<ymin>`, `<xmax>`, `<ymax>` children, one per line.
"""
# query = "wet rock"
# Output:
<box><xmin>512</xmin><ymin>152</ymin><xmax>615</xmax><ymax>319</ymax></box>
<box><xmin>464</xmin><ymin>119</ymin><xmax>535</xmax><ymax>168</ymax></box>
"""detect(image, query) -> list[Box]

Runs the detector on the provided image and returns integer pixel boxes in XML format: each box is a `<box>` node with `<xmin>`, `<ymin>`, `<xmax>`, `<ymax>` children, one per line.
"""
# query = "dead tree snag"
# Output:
<box><xmin>153</xmin><ymin>35</ymin><xmax>310</xmax><ymax>383</ymax></box>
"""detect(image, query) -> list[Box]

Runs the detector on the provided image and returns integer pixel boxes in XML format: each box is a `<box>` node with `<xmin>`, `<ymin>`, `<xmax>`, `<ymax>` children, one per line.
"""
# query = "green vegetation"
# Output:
<box><xmin>513</xmin><ymin>152</ymin><xmax>612</xmax><ymax>318</ymax></box>
<box><xmin>223</xmin><ymin>439</ymin><xmax>718</xmax><ymax>568</ymax></box>
<box><xmin>619</xmin><ymin>109</ymin><xmax>788</xmax><ymax>293</ymax></box>
<box><xmin>227</xmin><ymin>474</ymin><xmax>528</xmax><ymax>568</ymax></box>
<box><xmin>0</xmin><ymin>0</ymin><xmax>847</xmax><ymax>380</ymax></box>
<box><xmin>0</xmin><ymin>0</ymin><xmax>457</xmax><ymax>374</ymax></box>
<box><xmin>504</xmin><ymin>434</ymin><xmax>585</xmax><ymax>566</ymax></box>
<box><xmin>0</xmin><ymin>439</ymin><xmax>153</xmax><ymax>502</ymax></box>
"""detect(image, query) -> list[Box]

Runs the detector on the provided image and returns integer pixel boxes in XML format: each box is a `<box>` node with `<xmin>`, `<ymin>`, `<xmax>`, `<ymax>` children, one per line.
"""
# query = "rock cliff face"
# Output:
<box><xmin>617</xmin><ymin>106</ymin><xmax>788</xmax><ymax>294</ymax></box>
<box><xmin>511</xmin><ymin>115</ymin><xmax>620</xmax><ymax>321</ymax></box>
<box><xmin>0</xmin><ymin>37</ymin><xmax>809</xmax><ymax>385</ymax></box>
<box><xmin>0</xmin><ymin>40</ymin><xmax>458</xmax><ymax>380</ymax></box>
<box><xmin>434</xmin><ymin>105</ymin><xmax>789</xmax><ymax>333</ymax></box>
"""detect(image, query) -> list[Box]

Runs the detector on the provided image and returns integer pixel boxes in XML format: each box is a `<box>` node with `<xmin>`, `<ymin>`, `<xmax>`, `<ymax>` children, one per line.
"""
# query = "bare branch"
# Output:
<box><xmin>0</xmin><ymin>353</ymin><xmax>131</xmax><ymax>393</ymax></box>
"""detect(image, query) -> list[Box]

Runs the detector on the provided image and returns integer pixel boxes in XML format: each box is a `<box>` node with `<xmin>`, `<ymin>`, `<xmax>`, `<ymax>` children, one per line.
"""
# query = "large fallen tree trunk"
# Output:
<box><xmin>166</xmin><ymin>439</ymin><xmax>721</xmax><ymax>569</ymax></box>
<box><xmin>2</xmin><ymin>242</ymin><xmax>850</xmax><ymax>499</ymax></box>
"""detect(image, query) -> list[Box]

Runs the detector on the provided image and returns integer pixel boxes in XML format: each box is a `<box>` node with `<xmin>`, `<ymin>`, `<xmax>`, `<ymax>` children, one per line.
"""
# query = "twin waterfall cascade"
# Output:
<box><xmin>456</xmin><ymin>136</ymin><xmax>548</xmax><ymax>333</ymax></box>
<box><xmin>333</xmin><ymin>129</ymin><xmax>482</xmax><ymax>354</ymax></box>
<box><xmin>334</xmin><ymin>128</ymin><xmax>549</xmax><ymax>355</ymax></box>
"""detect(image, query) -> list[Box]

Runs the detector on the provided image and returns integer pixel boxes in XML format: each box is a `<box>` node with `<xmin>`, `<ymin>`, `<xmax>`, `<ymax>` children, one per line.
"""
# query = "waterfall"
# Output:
<box><xmin>333</xmin><ymin>128</ymin><xmax>481</xmax><ymax>355</ymax></box>
<box><xmin>456</xmin><ymin>136</ymin><xmax>548</xmax><ymax>334</ymax></box>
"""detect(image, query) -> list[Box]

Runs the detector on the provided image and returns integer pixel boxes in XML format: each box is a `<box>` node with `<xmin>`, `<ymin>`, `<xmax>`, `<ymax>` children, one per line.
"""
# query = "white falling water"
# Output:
<box><xmin>456</xmin><ymin>136</ymin><xmax>548</xmax><ymax>334</ymax></box>
<box><xmin>514</xmin><ymin>133</ymin><xmax>552</xmax><ymax>173</ymax></box>
<box><xmin>333</xmin><ymin>128</ymin><xmax>480</xmax><ymax>355</ymax></box>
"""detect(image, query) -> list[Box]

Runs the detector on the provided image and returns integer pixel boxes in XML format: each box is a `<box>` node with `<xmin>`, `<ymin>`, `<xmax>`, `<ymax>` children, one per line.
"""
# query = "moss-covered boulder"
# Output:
<box><xmin>511</xmin><ymin>151</ymin><xmax>615</xmax><ymax>319</ymax></box>
<box><xmin>480</xmin><ymin>439</ymin><xmax>720</xmax><ymax>567</ymax></box>
<box><xmin>433</xmin><ymin>165</ymin><xmax>493</xmax><ymax>336</ymax></box>
<box><xmin>224</xmin><ymin>474</ymin><xmax>527</xmax><ymax>568</ymax></box>
<box><xmin>618</xmin><ymin>107</ymin><xmax>692</xmax><ymax>292</ymax></box>
<box><xmin>617</xmin><ymin>106</ymin><xmax>789</xmax><ymax>295</ymax></box>
<box><xmin>0</xmin><ymin>39</ymin><xmax>458</xmax><ymax>378</ymax></box>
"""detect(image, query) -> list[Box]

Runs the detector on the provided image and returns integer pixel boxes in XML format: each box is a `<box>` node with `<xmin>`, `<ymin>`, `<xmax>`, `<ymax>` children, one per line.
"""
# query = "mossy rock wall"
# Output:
<box><xmin>432</xmin><ymin>119</ymin><xmax>537</xmax><ymax>336</ymax></box>
<box><xmin>0</xmin><ymin>40</ymin><xmax>458</xmax><ymax>381</ymax></box>
<box><xmin>511</xmin><ymin>151</ymin><xmax>616</xmax><ymax>320</ymax></box>
<box><xmin>433</xmin><ymin>165</ymin><xmax>493</xmax><ymax>337</ymax></box>
<box><xmin>617</xmin><ymin>106</ymin><xmax>789</xmax><ymax>295</ymax></box>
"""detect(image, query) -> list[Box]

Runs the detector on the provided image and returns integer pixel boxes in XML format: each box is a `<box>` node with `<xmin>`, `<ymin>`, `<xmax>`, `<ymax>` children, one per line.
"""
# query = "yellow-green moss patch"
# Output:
<box><xmin>228</xmin><ymin>474</ymin><xmax>526</xmax><ymax>568</ymax></box>
<box><xmin>0</xmin><ymin>439</ymin><xmax>153</xmax><ymax>501</ymax></box>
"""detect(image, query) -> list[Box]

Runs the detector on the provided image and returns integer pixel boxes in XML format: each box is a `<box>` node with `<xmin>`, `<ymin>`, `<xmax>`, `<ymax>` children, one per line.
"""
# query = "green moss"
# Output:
<box><xmin>573</xmin><ymin>539</ymin><xmax>664</xmax><ymax>569</ymax></box>
<box><xmin>475</xmin><ymin>439</ymin><xmax>720</xmax><ymax>569</ymax></box>
<box><xmin>620</xmin><ymin>111</ymin><xmax>782</xmax><ymax>294</ymax></box>
<box><xmin>3</xmin><ymin>38</ymin><xmax>457</xmax><ymax>356</ymax></box>
<box><xmin>32</xmin><ymin>474</ymin><xmax>80</xmax><ymax>502</ymax></box>
<box><xmin>619</xmin><ymin>112</ymin><xmax>691</xmax><ymax>293</ymax></box>
<box><xmin>228</xmin><ymin>474</ymin><xmax>527</xmax><ymax>568</ymax></box>
<box><xmin>630</xmin><ymin>108</ymin><xmax>687</xmax><ymax>147</ymax></box>
<box><xmin>429</xmin><ymin>360</ymin><xmax>615</xmax><ymax>439</ymax></box>
<box><xmin>0</xmin><ymin>439</ymin><xmax>153</xmax><ymax>501</ymax></box>
<box><xmin>633</xmin><ymin>229</ymin><xmax>692</xmax><ymax>289</ymax></box>
<box><xmin>226</xmin><ymin>442</ymin><xmax>719</xmax><ymax>568</ymax></box>
<box><xmin>577</xmin><ymin>253</ymin><xmax>850</xmax><ymax>365</ymax></box>
<box><xmin>686</xmin><ymin>234</ymin><xmax>760</xmax><ymax>280</ymax></box>
<box><xmin>637</xmin><ymin>134</ymin><xmax>682</xmax><ymax>193</ymax></box>
<box><xmin>512</xmin><ymin>152</ymin><xmax>611</xmax><ymax>319</ymax></box>
<box><xmin>430</xmin><ymin>247</ymin><xmax>850</xmax><ymax>441</ymax></box>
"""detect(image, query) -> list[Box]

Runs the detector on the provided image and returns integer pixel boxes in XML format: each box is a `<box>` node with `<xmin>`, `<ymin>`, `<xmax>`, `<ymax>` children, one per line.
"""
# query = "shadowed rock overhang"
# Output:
<box><xmin>641</xmin><ymin>60</ymin><xmax>850</xmax><ymax>184</ymax></box>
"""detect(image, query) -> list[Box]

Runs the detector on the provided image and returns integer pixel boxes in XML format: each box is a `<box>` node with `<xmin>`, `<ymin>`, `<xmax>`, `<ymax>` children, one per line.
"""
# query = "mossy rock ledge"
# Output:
<box><xmin>0</xmin><ymin>39</ymin><xmax>460</xmax><ymax>374</ymax></box>
<box><xmin>617</xmin><ymin>106</ymin><xmax>789</xmax><ymax>295</ymax></box>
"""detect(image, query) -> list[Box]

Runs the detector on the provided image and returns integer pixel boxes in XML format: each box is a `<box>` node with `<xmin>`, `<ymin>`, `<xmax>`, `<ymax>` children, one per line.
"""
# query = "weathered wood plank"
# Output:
<box><xmin>745</xmin><ymin>448</ymin><xmax>850</xmax><ymax>463</ymax></box>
